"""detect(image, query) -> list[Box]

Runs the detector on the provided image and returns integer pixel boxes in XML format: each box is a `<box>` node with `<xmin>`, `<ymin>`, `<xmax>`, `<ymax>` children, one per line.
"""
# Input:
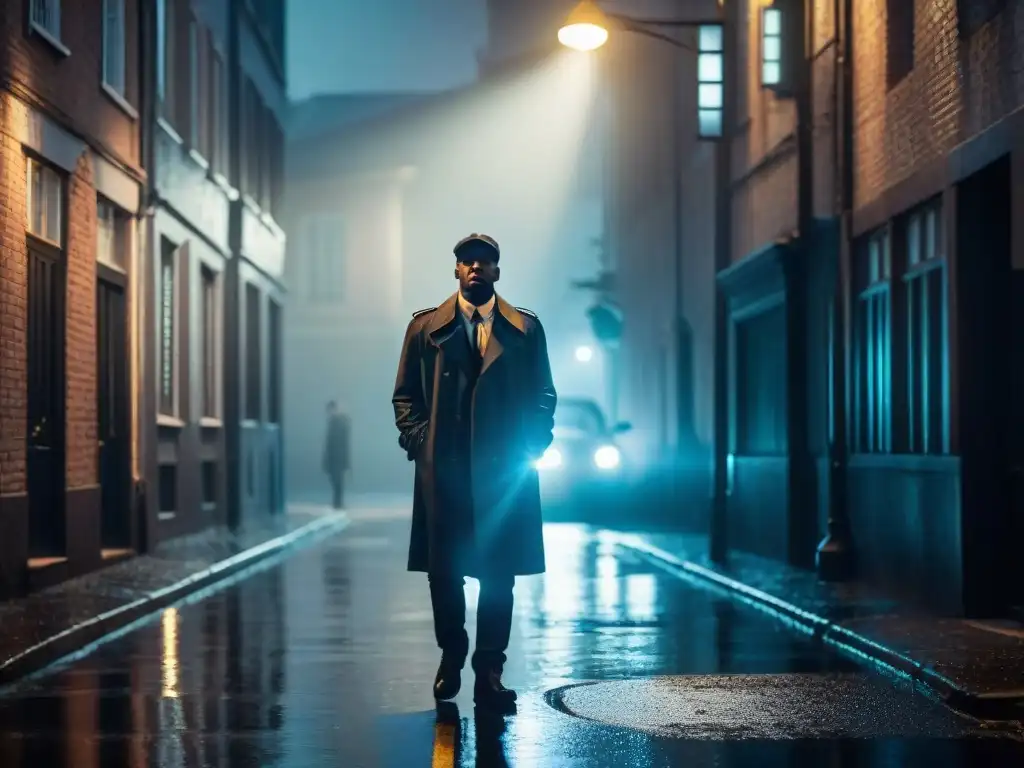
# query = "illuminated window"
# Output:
<box><xmin>697</xmin><ymin>25</ymin><xmax>724</xmax><ymax>139</ymax></box>
<box><xmin>26</xmin><ymin>157</ymin><xmax>62</xmax><ymax>245</ymax></box>
<box><xmin>159</xmin><ymin>238</ymin><xmax>180</xmax><ymax>417</ymax></box>
<box><xmin>96</xmin><ymin>198</ymin><xmax>127</xmax><ymax>269</ymax></box>
<box><xmin>762</xmin><ymin>7</ymin><xmax>782</xmax><ymax>87</ymax></box>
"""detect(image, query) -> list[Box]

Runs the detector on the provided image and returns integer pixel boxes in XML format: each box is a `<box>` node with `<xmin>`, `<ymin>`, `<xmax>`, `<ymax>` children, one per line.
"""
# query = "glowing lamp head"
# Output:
<box><xmin>575</xmin><ymin>345</ymin><xmax>594</xmax><ymax>362</ymax></box>
<box><xmin>558</xmin><ymin>1</ymin><xmax>611</xmax><ymax>51</ymax></box>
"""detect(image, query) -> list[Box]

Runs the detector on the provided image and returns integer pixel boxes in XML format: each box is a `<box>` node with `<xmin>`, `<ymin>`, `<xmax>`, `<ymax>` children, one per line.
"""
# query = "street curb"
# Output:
<box><xmin>0</xmin><ymin>512</ymin><xmax>350</xmax><ymax>688</ymax></box>
<box><xmin>611</xmin><ymin>534</ymin><xmax>1024</xmax><ymax>722</ymax></box>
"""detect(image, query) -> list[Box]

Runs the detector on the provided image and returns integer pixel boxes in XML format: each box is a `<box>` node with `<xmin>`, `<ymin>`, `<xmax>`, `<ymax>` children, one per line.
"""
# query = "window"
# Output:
<box><xmin>696</xmin><ymin>25</ymin><xmax>724</xmax><ymax>138</ymax></box>
<box><xmin>268</xmin><ymin>300</ymin><xmax>281</xmax><ymax>424</ymax></box>
<box><xmin>156</xmin><ymin>0</ymin><xmax>177</xmax><ymax>124</ymax></box>
<box><xmin>886</xmin><ymin>0</ymin><xmax>914</xmax><ymax>87</ymax></box>
<box><xmin>209</xmin><ymin>42</ymin><xmax>227</xmax><ymax>174</ymax></box>
<box><xmin>159</xmin><ymin>238</ymin><xmax>180</xmax><ymax>417</ymax></box>
<box><xmin>903</xmin><ymin>202</ymin><xmax>948</xmax><ymax>454</ymax></box>
<box><xmin>958</xmin><ymin>0</ymin><xmax>1007</xmax><ymax>37</ymax></box>
<box><xmin>200</xmin><ymin>265</ymin><xmax>219</xmax><ymax>419</ymax></box>
<box><xmin>853</xmin><ymin>229</ymin><xmax>892</xmax><ymax>453</ymax></box>
<box><xmin>30</xmin><ymin>0</ymin><xmax>61</xmax><ymax>39</ymax></box>
<box><xmin>761</xmin><ymin>6</ymin><xmax>782</xmax><ymax>87</ymax></box>
<box><xmin>302</xmin><ymin>214</ymin><xmax>345</xmax><ymax>302</ymax></box>
<box><xmin>242</xmin><ymin>78</ymin><xmax>265</xmax><ymax>203</ymax></box>
<box><xmin>96</xmin><ymin>198</ymin><xmax>126</xmax><ymax>269</ymax></box>
<box><xmin>102</xmin><ymin>0</ymin><xmax>126</xmax><ymax>95</ymax></box>
<box><xmin>245</xmin><ymin>284</ymin><xmax>262</xmax><ymax>421</ymax></box>
<box><xmin>26</xmin><ymin>157</ymin><xmax>62</xmax><ymax>245</ymax></box>
<box><xmin>735</xmin><ymin>305</ymin><xmax>788</xmax><ymax>455</ymax></box>
<box><xmin>158</xmin><ymin>464</ymin><xmax>177</xmax><ymax>519</ymax></box>
<box><xmin>189</xmin><ymin>20</ymin><xmax>211</xmax><ymax>155</ymax></box>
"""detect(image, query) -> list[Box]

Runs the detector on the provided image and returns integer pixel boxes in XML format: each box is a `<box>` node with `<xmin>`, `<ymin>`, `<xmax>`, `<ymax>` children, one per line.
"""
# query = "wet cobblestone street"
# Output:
<box><xmin>0</xmin><ymin>503</ymin><xmax>1021</xmax><ymax>767</ymax></box>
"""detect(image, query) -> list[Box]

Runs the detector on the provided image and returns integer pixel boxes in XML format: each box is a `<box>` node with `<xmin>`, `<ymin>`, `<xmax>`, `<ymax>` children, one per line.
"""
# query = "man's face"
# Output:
<box><xmin>455</xmin><ymin>255</ymin><xmax>499</xmax><ymax>297</ymax></box>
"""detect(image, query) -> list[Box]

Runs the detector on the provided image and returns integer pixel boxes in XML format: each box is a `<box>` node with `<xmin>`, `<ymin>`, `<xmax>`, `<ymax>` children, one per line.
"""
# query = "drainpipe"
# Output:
<box><xmin>710</xmin><ymin>0</ymin><xmax>736</xmax><ymax>565</ymax></box>
<box><xmin>224</xmin><ymin>0</ymin><xmax>243</xmax><ymax>529</ymax></box>
<box><xmin>816</xmin><ymin>0</ymin><xmax>854</xmax><ymax>580</ymax></box>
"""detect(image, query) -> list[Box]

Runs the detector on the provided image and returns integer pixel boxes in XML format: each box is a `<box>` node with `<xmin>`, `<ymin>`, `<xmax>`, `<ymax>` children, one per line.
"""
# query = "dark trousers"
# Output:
<box><xmin>428</xmin><ymin>572</ymin><xmax>514</xmax><ymax>671</ymax></box>
<box><xmin>328</xmin><ymin>472</ymin><xmax>344</xmax><ymax>509</ymax></box>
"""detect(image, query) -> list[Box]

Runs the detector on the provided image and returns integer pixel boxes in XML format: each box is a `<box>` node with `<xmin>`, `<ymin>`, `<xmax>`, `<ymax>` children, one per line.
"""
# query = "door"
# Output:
<box><xmin>97</xmin><ymin>274</ymin><xmax>131</xmax><ymax>549</ymax></box>
<box><xmin>27</xmin><ymin>239</ymin><xmax>66</xmax><ymax>558</ymax></box>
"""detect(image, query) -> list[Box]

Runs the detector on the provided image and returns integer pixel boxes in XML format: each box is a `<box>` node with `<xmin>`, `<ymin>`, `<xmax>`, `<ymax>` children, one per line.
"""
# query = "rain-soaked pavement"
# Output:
<box><xmin>1</xmin><ymin>503</ymin><xmax>1023</xmax><ymax>767</ymax></box>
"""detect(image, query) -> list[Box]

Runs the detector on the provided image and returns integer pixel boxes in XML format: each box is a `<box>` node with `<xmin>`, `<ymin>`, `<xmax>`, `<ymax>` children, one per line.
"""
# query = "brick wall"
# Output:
<box><xmin>0</xmin><ymin>0</ymin><xmax>142</xmax><ymax>167</ymax></box>
<box><xmin>852</xmin><ymin>0</ymin><xmax>962</xmax><ymax>211</ymax></box>
<box><xmin>66</xmin><ymin>153</ymin><xmax>98</xmax><ymax>489</ymax></box>
<box><xmin>0</xmin><ymin>97</ymin><xmax>29</xmax><ymax>496</ymax></box>
<box><xmin>853</xmin><ymin>1</ymin><xmax>1024</xmax><ymax>212</ymax></box>
<box><xmin>0</xmin><ymin>0</ymin><xmax>142</xmax><ymax>497</ymax></box>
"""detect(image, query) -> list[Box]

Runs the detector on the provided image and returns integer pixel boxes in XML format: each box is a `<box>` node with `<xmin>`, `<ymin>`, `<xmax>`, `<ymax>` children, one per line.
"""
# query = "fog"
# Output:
<box><xmin>283</xmin><ymin>50</ymin><xmax>610</xmax><ymax>502</ymax></box>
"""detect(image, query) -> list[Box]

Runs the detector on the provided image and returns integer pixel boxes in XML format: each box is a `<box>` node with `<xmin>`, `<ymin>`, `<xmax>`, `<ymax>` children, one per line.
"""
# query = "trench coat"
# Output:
<box><xmin>392</xmin><ymin>292</ymin><xmax>557</xmax><ymax>578</ymax></box>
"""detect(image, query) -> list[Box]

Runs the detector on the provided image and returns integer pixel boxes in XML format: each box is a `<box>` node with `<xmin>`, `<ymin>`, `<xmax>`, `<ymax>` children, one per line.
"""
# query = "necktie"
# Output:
<box><xmin>471</xmin><ymin>310</ymin><xmax>484</xmax><ymax>356</ymax></box>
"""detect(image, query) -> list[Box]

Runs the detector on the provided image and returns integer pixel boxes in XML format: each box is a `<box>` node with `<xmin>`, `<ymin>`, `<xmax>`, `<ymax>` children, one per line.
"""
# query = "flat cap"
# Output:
<box><xmin>454</xmin><ymin>233</ymin><xmax>500</xmax><ymax>262</ymax></box>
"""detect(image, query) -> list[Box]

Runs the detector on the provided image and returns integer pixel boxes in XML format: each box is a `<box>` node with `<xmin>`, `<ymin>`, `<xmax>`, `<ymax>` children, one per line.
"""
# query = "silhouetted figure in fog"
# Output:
<box><xmin>392</xmin><ymin>233</ymin><xmax>556</xmax><ymax>713</ymax></box>
<box><xmin>322</xmin><ymin>401</ymin><xmax>351</xmax><ymax>509</ymax></box>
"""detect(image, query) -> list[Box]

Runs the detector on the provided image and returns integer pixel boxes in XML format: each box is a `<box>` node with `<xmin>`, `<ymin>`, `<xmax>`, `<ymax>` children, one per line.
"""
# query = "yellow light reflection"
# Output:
<box><xmin>432</xmin><ymin>720</ymin><xmax>457</xmax><ymax>768</ymax></box>
<box><xmin>161</xmin><ymin>607</ymin><xmax>180</xmax><ymax>699</ymax></box>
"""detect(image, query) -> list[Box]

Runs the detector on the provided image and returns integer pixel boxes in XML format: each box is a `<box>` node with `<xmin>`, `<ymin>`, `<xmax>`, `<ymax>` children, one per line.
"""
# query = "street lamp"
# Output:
<box><xmin>556</xmin><ymin>0</ymin><xmax>735</xmax><ymax>566</ymax></box>
<box><xmin>575</xmin><ymin>345</ymin><xmax>594</xmax><ymax>362</ymax></box>
<box><xmin>556</xmin><ymin>1</ymin><xmax>725</xmax><ymax>140</ymax></box>
<box><xmin>557</xmin><ymin>0</ymin><xmax>611</xmax><ymax>51</ymax></box>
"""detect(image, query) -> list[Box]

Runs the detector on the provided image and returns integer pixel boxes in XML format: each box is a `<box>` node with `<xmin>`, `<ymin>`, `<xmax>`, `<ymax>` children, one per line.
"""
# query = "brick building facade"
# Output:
<box><xmin>605</xmin><ymin>0</ymin><xmax>1024</xmax><ymax>616</ymax></box>
<box><xmin>0</xmin><ymin>0</ymin><xmax>145</xmax><ymax>595</ymax></box>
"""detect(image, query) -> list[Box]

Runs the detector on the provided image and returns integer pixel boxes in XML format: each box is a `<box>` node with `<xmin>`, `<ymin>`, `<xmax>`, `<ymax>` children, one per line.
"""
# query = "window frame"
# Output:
<box><xmin>29</xmin><ymin>0</ymin><xmax>64</xmax><ymax>48</ymax></box>
<box><xmin>156</xmin><ymin>0</ymin><xmax>177</xmax><ymax>126</ymax></box>
<box><xmin>26</xmin><ymin>156</ymin><xmax>64</xmax><ymax>247</ymax></box>
<box><xmin>886</xmin><ymin>0</ymin><xmax>915</xmax><ymax>88</ymax></box>
<box><xmin>901</xmin><ymin>200</ymin><xmax>949</xmax><ymax>455</ymax></box>
<box><xmin>199</xmin><ymin>263</ymin><xmax>221</xmax><ymax>420</ymax></box>
<box><xmin>244</xmin><ymin>283</ymin><xmax>262</xmax><ymax>422</ymax></box>
<box><xmin>158</xmin><ymin>238</ymin><xmax>182</xmax><ymax>419</ymax></box>
<box><xmin>852</xmin><ymin>227</ymin><xmax>893</xmax><ymax>454</ymax></box>
<box><xmin>101</xmin><ymin>0</ymin><xmax>126</xmax><ymax>96</ymax></box>
<box><xmin>96</xmin><ymin>196</ymin><xmax>127</xmax><ymax>271</ymax></box>
<box><xmin>850</xmin><ymin>200</ymin><xmax>951</xmax><ymax>457</ymax></box>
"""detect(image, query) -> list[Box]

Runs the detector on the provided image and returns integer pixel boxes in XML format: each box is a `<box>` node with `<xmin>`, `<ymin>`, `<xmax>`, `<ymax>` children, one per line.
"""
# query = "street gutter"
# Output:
<box><xmin>0</xmin><ymin>512</ymin><xmax>349</xmax><ymax>689</ymax></box>
<box><xmin>611</xmin><ymin>534</ymin><xmax>1024</xmax><ymax>722</ymax></box>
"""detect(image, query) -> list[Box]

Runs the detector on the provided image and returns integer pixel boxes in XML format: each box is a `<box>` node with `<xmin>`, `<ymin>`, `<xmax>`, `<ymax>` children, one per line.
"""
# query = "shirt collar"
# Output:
<box><xmin>457</xmin><ymin>291</ymin><xmax>495</xmax><ymax>322</ymax></box>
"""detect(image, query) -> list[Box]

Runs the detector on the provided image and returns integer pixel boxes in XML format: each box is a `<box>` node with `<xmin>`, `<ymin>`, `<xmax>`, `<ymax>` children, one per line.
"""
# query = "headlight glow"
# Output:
<box><xmin>534</xmin><ymin>446</ymin><xmax>563</xmax><ymax>470</ymax></box>
<box><xmin>593</xmin><ymin>445</ymin><xmax>620</xmax><ymax>470</ymax></box>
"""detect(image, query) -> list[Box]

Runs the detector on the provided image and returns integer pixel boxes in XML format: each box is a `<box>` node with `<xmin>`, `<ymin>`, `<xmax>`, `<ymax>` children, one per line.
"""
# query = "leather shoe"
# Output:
<box><xmin>433</xmin><ymin>652</ymin><xmax>465</xmax><ymax>700</ymax></box>
<box><xmin>473</xmin><ymin>667</ymin><xmax>517</xmax><ymax>712</ymax></box>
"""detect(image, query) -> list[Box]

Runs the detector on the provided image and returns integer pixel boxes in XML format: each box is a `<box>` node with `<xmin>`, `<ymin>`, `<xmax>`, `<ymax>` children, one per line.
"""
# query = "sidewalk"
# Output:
<box><xmin>0</xmin><ymin>504</ymin><xmax>348</xmax><ymax>690</ymax></box>
<box><xmin>606</xmin><ymin>530</ymin><xmax>1024</xmax><ymax>721</ymax></box>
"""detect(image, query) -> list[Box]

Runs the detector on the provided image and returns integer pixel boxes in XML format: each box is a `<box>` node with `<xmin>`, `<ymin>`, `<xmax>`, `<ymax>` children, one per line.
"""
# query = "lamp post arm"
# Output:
<box><xmin>605</xmin><ymin>12</ymin><xmax>723</xmax><ymax>51</ymax></box>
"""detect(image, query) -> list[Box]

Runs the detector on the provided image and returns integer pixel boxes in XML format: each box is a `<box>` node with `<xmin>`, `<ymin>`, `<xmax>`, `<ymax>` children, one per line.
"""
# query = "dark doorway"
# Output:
<box><xmin>956</xmin><ymin>155</ymin><xmax>1015</xmax><ymax>615</ymax></box>
<box><xmin>97</xmin><ymin>269</ymin><xmax>131</xmax><ymax>549</ymax></box>
<box><xmin>26</xmin><ymin>238</ymin><xmax>66</xmax><ymax>559</ymax></box>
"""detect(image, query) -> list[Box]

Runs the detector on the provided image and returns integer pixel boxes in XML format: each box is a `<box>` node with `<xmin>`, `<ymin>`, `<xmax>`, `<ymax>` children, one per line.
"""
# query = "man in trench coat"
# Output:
<box><xmin>392</xmin><ymin>233</ymin><xmax>556</xmax><ymax>712</ymax></box>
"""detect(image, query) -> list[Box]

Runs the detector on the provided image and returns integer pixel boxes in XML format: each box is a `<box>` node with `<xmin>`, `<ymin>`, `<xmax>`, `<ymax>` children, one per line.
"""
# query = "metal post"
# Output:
<box><xmin>710</xmin><ymin>1</ymin><xmax>735</xmax><ymax>565</ymax></box>
<box><xmin>816</xmin><ymin>0</ymin><xmax>854</xmax><ymax>580</ymax></box>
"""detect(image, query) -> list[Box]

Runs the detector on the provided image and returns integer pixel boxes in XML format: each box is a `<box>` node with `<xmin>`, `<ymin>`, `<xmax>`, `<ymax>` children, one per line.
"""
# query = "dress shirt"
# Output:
<box><xmin>457</xmin><ymin>292</ymin><xmax>495</xmax><ymax>357</ymax></box>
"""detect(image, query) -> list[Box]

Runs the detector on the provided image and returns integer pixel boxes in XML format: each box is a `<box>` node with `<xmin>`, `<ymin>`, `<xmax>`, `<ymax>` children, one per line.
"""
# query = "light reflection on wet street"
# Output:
<box><xmin>0</xmin><ymin>505</ymin><xmax>1022</xmax><ymax>766</ymax></box>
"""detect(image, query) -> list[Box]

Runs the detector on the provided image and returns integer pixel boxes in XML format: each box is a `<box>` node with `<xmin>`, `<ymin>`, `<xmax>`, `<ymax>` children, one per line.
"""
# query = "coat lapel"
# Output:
<box><xmin>480</xmin><ymin>295</ymin><xmax>526</xmax><ymax>376</ymax></box>
<box><xmin>427</xmin><ymin>293</ymin><xmax>478</xmax><ymax>379</ymax></box>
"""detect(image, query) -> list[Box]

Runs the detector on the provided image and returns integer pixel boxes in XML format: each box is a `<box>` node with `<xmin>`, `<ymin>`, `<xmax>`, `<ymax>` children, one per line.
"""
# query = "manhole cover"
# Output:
<box><xmin>548</xmin><ymin>675</ymin><xmax>991</xmax><ymax>740</ymax></box>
